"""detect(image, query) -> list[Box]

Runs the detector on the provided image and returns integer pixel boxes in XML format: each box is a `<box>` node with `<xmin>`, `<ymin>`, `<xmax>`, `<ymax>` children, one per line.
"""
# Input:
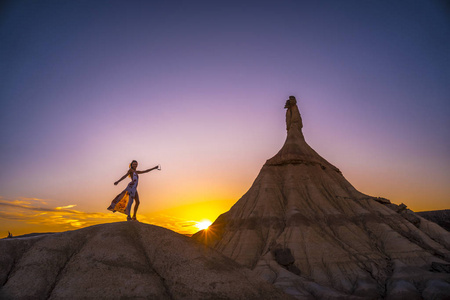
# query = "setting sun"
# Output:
<box><xmin>195</xmin><ymin>220</ymin><xmax>212</xmax><ymax>230</ymax></box>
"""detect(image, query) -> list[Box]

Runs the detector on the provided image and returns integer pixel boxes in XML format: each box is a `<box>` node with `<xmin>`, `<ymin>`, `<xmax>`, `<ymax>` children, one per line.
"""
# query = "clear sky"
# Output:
<box><xmin>1</xmin><ymin>0</ymin><xmax>449</xmax><ymax>237</ymax></box>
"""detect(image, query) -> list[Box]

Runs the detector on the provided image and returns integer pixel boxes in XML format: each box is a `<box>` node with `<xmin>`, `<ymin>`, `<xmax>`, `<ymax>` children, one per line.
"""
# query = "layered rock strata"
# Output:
<box><xmin>193</xmin><ymin>96</ymin><xmax>450</xmax><ymax>299</ymax></box>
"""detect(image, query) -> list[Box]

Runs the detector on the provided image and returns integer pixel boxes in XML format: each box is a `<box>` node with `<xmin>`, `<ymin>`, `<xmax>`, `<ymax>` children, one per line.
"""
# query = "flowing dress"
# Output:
<box><xmin>108</xmin><ymin>172</ymin><xmax>139</xmax><ymax>216</ymax></box>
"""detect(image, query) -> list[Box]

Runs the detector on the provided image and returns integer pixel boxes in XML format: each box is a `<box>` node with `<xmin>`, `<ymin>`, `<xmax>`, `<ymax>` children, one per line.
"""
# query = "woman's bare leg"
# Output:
<box><xmin>132</xmin><ymin>192</ymin><xmax>140</xmax><ymax>220</ymax></box>
<box><xmin>126</xmin><ymin>195</ymin><xmax>134</xmax><ymax>219</ymax></box>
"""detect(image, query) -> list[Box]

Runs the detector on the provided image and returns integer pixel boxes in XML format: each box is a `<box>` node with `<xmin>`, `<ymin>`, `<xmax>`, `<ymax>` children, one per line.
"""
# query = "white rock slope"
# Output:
<box><xmin>0</xmin><ymin>222</ymin><xmax>291</xmax><ymax>299</ymax></box>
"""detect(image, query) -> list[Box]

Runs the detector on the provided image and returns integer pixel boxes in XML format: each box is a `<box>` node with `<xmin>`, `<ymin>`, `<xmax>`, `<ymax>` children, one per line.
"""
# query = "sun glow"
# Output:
<box><xmin>195</xmin><ymin>220</ymin><xmax>212</xmax><ymax>230</ymax></box>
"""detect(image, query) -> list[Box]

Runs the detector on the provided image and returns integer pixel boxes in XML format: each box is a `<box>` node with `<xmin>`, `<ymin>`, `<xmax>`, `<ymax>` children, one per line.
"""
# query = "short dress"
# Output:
<box><xmin>108</xmin><ymin>171</ymin><xmax>139</xmax><ymax>215</ymax></box>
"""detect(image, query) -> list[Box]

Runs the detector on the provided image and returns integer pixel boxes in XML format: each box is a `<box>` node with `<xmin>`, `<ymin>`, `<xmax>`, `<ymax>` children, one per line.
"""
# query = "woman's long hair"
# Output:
<box><xmin>129</xmin><ymin>160</ymin><xmax>137</xmax><ymax>177</ymax></box>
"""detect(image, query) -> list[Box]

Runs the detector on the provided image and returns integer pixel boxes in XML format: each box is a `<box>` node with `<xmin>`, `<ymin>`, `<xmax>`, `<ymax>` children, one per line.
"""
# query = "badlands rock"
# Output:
<box><xmin>193</xmin><ymin>96</ymin><xmax>450</xmax><ymax>299</ymax></box>
<box><xmin>0</xmin><ymin>222</ymin><xmax>291</xmax><ymax>299</ymax></box>
<box><xmin>418</xmin><ymin>209</ymin><xmax>450</xmax><ymax>231</ymax></box>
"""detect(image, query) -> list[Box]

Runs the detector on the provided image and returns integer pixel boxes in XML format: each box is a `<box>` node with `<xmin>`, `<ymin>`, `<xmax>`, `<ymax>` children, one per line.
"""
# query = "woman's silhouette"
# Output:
<box><xmin>108</xmin><ymin>160</ymin><xmax>159</xmax><ymax>221</ymax></box>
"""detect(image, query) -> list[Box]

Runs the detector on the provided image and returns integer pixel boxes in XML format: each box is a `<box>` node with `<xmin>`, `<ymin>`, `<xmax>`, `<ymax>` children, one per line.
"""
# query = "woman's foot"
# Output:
<box><xmin>132</xmin><ymin>216</ymin><xmax>138</xmax><ymax>222</ymax></box>
<box><xmin>127</xmin><ymin>216</ymin><xmax>132</xmax><ymax>221</ymax></box>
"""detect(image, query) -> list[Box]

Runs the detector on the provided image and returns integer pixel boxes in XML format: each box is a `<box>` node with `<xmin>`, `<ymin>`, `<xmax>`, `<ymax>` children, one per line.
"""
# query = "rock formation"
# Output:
<box><xmin>193</xmin><ymin>96</ymin><xmax>450</xmax><ymax>299</ymax></box>
<box><xmin>0</xmin><ymin>222</ymin><xmax>290</xmax><ymax>299</ymax></box>
<box><xmin>418</xmin><ymin>209</ymin><xmax>450</xmax><ymax>232</ymax></box>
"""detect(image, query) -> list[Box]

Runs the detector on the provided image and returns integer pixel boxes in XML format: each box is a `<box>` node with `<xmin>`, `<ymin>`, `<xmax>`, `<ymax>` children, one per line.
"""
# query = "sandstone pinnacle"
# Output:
<box><xmin>193</xmin><ymin>96</ymin><xmax>450</xmax><ymax>299</ymax></box>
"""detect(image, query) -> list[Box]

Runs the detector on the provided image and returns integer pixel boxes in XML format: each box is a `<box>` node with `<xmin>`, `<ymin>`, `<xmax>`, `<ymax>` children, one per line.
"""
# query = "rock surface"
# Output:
<box><xmin>0</xmin><ymin>222</ymin><xmax>291</xmax><ymax>299</ymax></box>
<box><xmin>193</xmin><ymin>96</ymin><xmax>450</xmax><ymax>299</ymax></box>
<box><xmin>418</xmin><ymin>209</ymin><xmax>450</xmax><ymax>231</ymax></box>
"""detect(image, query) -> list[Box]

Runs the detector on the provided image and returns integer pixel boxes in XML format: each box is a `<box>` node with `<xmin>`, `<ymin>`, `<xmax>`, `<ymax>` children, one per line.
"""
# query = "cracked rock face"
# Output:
<box><xmin>193</xmin><ymin>97</ymin><xmax>450</xmax><ymax>299</ymax></box>
<box><xmin>0</xmin><ymin>222</ymin><xmax>291</xmax><ymax>299</ymax></box>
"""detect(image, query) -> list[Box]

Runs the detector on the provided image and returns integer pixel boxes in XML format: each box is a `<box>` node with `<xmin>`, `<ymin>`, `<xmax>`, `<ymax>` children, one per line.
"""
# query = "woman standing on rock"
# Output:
<box><xmin>108</xmin><ymin>160</ymin><xmax>160</xmax><ymax>221</ymax></box>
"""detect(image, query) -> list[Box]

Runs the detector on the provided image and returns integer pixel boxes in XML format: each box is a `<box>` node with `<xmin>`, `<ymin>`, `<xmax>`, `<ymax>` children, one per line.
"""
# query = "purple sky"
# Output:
<box><xmin>1</xmin><ymin>0</ymin><xmax>449</xmax><ymax>234</ymax></box>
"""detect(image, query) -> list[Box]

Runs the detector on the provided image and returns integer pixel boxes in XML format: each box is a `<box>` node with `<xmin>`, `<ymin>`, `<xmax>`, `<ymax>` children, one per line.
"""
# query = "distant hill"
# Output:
<box><xmin>3</xmin><ymin>232</ymin><xmax>55</xmax><ymax>239</ymax></box>
<box><xmin>417</xmin><ymin>209</ymin><xmax>450</xmax><ymax>231</ymax></box>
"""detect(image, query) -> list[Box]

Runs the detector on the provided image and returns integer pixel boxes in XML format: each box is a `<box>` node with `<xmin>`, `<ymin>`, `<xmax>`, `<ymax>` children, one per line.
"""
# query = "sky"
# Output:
<box><xmin>1</xmin><ymin>0</ymin><xmax>449</xmax><ymax>237</ymax></box>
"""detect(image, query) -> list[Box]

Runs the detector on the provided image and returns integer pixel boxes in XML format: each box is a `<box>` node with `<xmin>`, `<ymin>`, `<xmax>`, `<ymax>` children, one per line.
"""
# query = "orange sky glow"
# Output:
<box><xmin>0</xmin><ymin>197</ymin><xmax>234</xmax><ymax>237</ymax></box>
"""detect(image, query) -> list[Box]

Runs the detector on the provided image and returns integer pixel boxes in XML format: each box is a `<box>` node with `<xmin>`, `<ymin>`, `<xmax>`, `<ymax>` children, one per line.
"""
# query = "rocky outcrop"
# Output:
<box><xmin>193</xmin><ymin>96</ymin><xmax>450</xmax><ymax>299</ymax></box>
<box><xmin>418</xmin><ymin>209</ymin><xmax>450</xmax><ymax>231</ymax></box>
<box><xmin>0</xmin><ymin>222</ymin><xmax>291</xmax><ymax>299</ymax></box>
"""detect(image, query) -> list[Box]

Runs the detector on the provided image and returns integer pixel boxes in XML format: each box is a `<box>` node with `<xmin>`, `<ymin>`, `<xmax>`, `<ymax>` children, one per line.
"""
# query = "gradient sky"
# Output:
<box><xmin>1</xmin><ymin>0</ymin><xmax>449</xmax><ymax>237</ymax></box>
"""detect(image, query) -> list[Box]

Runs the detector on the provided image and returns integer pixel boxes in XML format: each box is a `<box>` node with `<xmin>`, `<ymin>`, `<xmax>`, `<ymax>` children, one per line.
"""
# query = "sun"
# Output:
<box><xmin>195</xmin><ymin>220</ymin><xmax>212</xmax><ymax>230</ymax></box>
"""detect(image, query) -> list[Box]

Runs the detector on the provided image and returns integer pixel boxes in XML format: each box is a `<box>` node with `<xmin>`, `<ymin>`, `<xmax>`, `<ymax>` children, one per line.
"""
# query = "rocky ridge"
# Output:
<box><xmin>418</xmin><ymin>210</ymin><xmax>450</xmax><ymax>232</ymax></box>
<box><xmin>0</xmin><ymin>222</ymin><xmax>290</xmax><ymax>299</ymax></box>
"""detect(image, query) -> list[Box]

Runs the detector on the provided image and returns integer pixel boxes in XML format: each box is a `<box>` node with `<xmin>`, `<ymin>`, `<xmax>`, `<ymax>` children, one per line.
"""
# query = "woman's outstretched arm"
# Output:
<box><xmin>136</xmin><ymin>166</ymin><xmax>159</xmax><ymax>174</ymax></box>
<box><xmin>114</xmin><ymin>170</ymin><xmax>131</xmax><ymax>185</ymax></box>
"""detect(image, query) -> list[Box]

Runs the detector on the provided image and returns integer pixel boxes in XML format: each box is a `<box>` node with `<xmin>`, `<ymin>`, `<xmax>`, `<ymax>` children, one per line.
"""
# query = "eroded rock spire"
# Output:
<box><xmin>265</xmin><ymin>96</ymin><xmax>340</xmax><ymax>173</ymax></box>
<box><xmin>284</xmin><ymin>96</ymin><xmax>303</xmax><ymax>132</ymax></box>
<box><xmin>193</xmin><ymin>96</ymin><xmax>450</xmax><ymax>299</ymax></box>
